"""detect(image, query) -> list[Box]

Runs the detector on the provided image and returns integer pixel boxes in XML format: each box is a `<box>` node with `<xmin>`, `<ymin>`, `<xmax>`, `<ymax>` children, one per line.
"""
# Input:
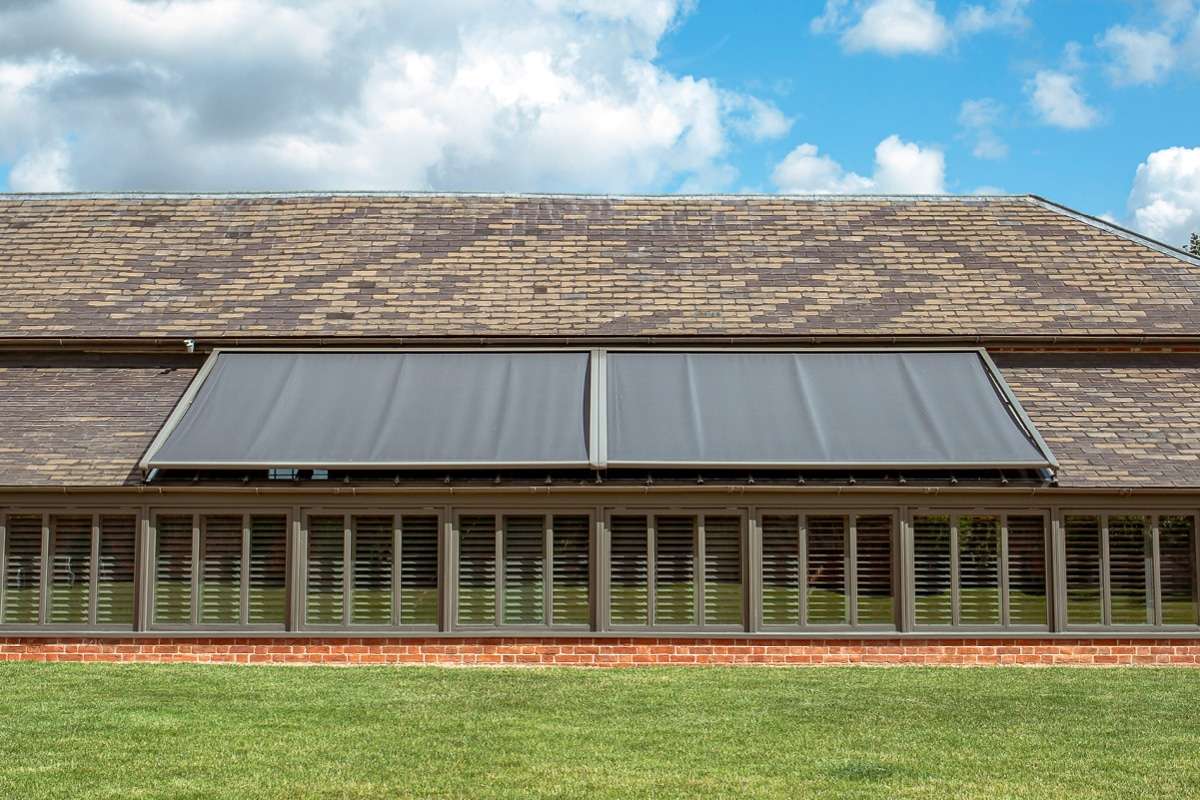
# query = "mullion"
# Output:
<box><xmin>544</xmin><ymin>513</ymin><xmax>554</xmax><ymax>627</ymax></box>
<box><xmin>848</xmin><ymin>516</ymin><xmax>859</xmax><ymax>627</ymax></box>
<box><xmin>240</xmin><ymin>513</ymin><xmax>251</xmax><ymax>626</ymax></box>
<box><xmin>999</xmin><ymin>515</ymin><xmax>1011</xmax><ymax>627</ymax></box>
<box><xmin>392</xmin><ymin>513</ymin><xmax>402</xmax><ymax>628</ymax></box>
<box><xmin>949</xmin><ymin>516</ymin><xmax>961</xmax><ymax>627</ymax></box>
<box><xmin>39</xmin><ymin>513</ymin><xmax>50</xmax><ymax>626</ymax></box>
<box><xmin>1152</xmin><ymin>516</ymin><xmax>1164</xmax><ymax>627</ymax></box>
<box><xmin>342</xmin><ymin>513</ymin><xmax>352</xmax><ymax>628</ymax></box>
<box><xmin>1100</xmin><ymin>515</ymin><xmax>1112</xmax><ymax>626</ymax></box>
<box><xmin>797</xmin><ymin>515</ymin><xmax>808</xmax><ymax>626</ymax></box>
<box><xmin>646</xmin><ymin>516</ymin><xmax>656</xmax><ymax>627</ymax></box>
<box><xmin>190</xmin><ymin>513</ymin><xmax>200</xmax><ymax>626</ymax></box>
<box><xmin>88</xmin><ymin>514</ymin><xmax>100</xmax><ymax>626</ymax></box>
<box><xmin>696</xmin><ymin>515</ymin><xmax>706</xmax><ymax>628</ymax></box>
<box><xmin>0</xmin><ymin>515</ymin><xmax>6</xmax><ymax>622</ymax></box>
<box><xmin>494</xmin><ymin>513</ymin><xmax>503</xmax><ymax>627</ymax></box>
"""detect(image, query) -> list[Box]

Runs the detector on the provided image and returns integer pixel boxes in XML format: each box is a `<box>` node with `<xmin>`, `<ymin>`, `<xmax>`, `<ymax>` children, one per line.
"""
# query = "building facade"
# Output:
<box><xmin>2</xmin><ymin>193</ymin><xmax>1200</xmax><ymax>666</ymax></box>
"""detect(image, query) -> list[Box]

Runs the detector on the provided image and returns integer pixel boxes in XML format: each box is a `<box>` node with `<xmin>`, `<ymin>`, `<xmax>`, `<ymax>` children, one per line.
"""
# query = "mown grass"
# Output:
<box><xmin>1</xmin><ymin>664</ymin><xmax>1199</xmax><ymax>799</ymax></box>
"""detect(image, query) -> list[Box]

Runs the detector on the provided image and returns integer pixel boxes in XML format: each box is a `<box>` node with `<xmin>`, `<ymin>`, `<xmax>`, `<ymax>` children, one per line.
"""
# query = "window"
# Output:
<box><xmin>153</xmin><ymin>512</ymin><xmax>288</xmax><ymax>628</ymax></box>
<box><xmin>912</xmin><ymin>512</ymin><xmax>1047</xmax><ymax>628</ymax></box>
<box><xmin>455</xmin><ymin>513</ymin><xmax>591</xmax><ymax>628</ymax></box>
<box><xmin>1064</xmin><ymin>513</ymin><xmax>1197</xmax><ymax>627</ymax></box>
<box><xmin>1</xmin><ymin>512</ymin><xmax>136</xmax><ymax>627</ymax></box>
<box><xmin>304</xmin><ymin>513</ymin><xmax>440</xmax><ymax>628</ymax></box>
<box><xmin>607</xmin><ymin>513</ymin><xmax>743</xmax><ymax>629</ymax></box>
<box><xmin>760</xmin><ymin>512</ymin><xmax>895</xmax><ymax>628</ymax></box>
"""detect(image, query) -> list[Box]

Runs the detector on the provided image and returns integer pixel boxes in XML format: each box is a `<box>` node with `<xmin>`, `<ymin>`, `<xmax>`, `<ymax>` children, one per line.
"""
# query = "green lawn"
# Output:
<box><xmin>1</xmin><ymin>665</ymin><xmax>1199</xmax><ymax>799</ymax></box>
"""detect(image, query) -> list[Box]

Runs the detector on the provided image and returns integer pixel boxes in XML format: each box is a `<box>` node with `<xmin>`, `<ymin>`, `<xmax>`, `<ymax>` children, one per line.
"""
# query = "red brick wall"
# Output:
<box><xmin>2</xmin><ymin>637</ymin><xmax>1199</xmax><ymax>666</ymax></box>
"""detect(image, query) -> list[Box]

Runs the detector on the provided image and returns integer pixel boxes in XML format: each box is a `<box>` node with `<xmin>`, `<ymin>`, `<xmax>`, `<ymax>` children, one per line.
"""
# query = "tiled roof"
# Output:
<box><xmin>1</xmin><ymin>193</ymin><xmax>1198</xmax><ymax>339</ymax></box>
<box><xmin>3</xmin><ymin>353</ymin><xmax>1199</xmax><ymax>488</ymax></box>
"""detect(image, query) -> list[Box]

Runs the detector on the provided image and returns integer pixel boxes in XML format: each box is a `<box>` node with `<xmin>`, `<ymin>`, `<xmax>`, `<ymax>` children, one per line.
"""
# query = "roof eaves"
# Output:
<box><xmin>0</xmin><ymin>190</ymin><xmax>1027</xmax><ymax>202</ymax></box>
<box><xmin>1027</xmin><ymin>195</ymin><xmax>1200</xmax><ymax>268</ymax></box>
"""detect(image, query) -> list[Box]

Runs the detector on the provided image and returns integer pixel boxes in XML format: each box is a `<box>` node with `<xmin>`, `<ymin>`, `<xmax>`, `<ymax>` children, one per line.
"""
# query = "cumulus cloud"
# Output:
<box><xmin>772</xmin><ymin>134</ymin><xmax>945</xmax><ymax>194</ymax></box>
<box><xmin>1026</xmin><ymin>70</ymin><xmax>1099</xmax><ymax>129</ymax></box>
<box><xmin>958</xmin><ymin>98</ymin><xmax>1007</xmax><ymax>159</ymax></box>
<box><xmin>811</xmin><ymin>0</ymin><xmax>1028</xmax><ymax>56</ymax></box>
<box><xmin>954</xmin><ymin>0</ymin><xmax>1031</xmax><ymax>35</ymax></box>
<box><xmin>1099</xmin><ymin>26</ymin><xmax>1176</xmax><ymax>85</ymax></box>
<box><xmin>1127</xmin><ymin>146</ymin><xmax>1200</xmax><ymax>249</ymax></box>
<box><xmin>0</xmin><ymin>0</ymin><xmax>789</xmax><ymax>192</ymax></box>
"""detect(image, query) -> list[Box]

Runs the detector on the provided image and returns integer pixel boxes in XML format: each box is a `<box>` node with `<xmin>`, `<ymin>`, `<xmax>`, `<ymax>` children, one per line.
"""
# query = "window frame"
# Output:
<box><xmin>149</xmin><ymin>508</ymin><xmax>292</xmax><ymax>631</ymax></box>
<box><xmin>298</xmin><ymin>507</ymin><xmax>443</xmax><ymax>632</ymax></box>
<box><xmin>449</xmin><ymin>508</ymin><xmax>596</xmax><ymax>632</ymax></box>
<box><xmin>755</xmin><ymin>509</ymin><xmax>900</xmax><ymax>632</ymax></box>
<box><xmin>1061</xmin><ymin>510</ymin><xmax>1200</xmax><ymax>631</ymax></box>
<box><xmin>0</xmin><ymin>508</ymin><xmax>141</xmax><ymax>630</ymax></box>
<box><xmin>603</xmin><ymin>507</ymin><xmax>749</xmax><ymax>632</ymax></box>
<box><xmin>907</xmin><ymin>508</ymin><xmax>1051</xmax><ymax>631</ymax></box>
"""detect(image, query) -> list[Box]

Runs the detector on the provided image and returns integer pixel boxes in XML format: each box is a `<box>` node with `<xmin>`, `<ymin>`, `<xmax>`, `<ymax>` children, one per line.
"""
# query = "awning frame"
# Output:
<box><xmin>140</xmin><ymin>346</ymin><xmax>1058</xmax><ymax>475</ymax></box>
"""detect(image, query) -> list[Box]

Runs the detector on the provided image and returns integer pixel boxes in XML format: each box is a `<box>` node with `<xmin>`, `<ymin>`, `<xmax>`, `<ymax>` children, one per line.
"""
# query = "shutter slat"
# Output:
<box><xmin>1160</xmin><ymin>516</ymin><xmax>1197</xmax><ymax>625</ymax></box>
<box><xmin>503</xmin><ymin>516</ymin><xmax>545</xmax><ymax>625</ymax></box>
<box><xmin>306</xmin><ymin>516</ymin><xmax>345</xmax><ymax>624</ymax></box>
<box><xmin>551</xmin><ymin>515</ymin><xmax>589</xmax><ymax>625</ymax></box>
<box><xmin>913</xmin><ymin>515</ymin><xmax>952</xmax><ymax>625</ymax></box>
<box><xmin>1064</xmin><ymin>515</ymin><xmax>1102</xmax><ymax>625</ymax></box>
<box><xmin>1007</xmin><ymin>515</ymin><xmax>1047</xmax><ymax>626</ymax></box>
<box><xmin>49</xmin><ymin>515</ymin><xmax>91</xmax><ymax>624</ymax></box>
<box><xmin>609</xmin><ymin>516</ymin><xmax>649</xmax><ymax>625</ymax></box>
<box><xmin>958</xmin><ymin>515</ymin><xmax>1001</xmax><ymax>625</ymax></box>
<box><xmin>154</xmin><ymin>515</ymin><xmax>193</xmax><ymax>624</ymax></box>
<box><xmin>457</xmin><ymin>515</ymin><xmax>496</xmax><ymax>625</ymax></box>
<box><xmin>400</xmin><ymin>515</ymin><xmax>439</xmax><ymax>626</ymax></box>
<box><xmin>3</xmin><ymin>515</ymin><xmax>42</xmax><ymax>624</ymax></box>
<box><xmin>200</xmin><ymin>515</ymin><xmax>242</xmax><ymax>624</ymax></box>
<box><xmin>1109</xmin><ymin>515</ymin><xmax>1152</xmax><ymax>625</ymax></box>
<box><xmin>703</xmin><ymin>516</ymin><xmax>742</xmax><ymax>626</ymax></box>
<box><xmin>855</xmin><ymin>515</ymin><xmax>894</xmax><ymax>625</ymax></box>
<box><xmin>761</xmin><ymin>515</ymin><xmax>800</xmax><ymax>626</ymax></box>
<box><xmin>248</xmin><ymin>515</ymin><xmax>287</xmax><ymax>625</ymax></box>
<box><xmin>806</xmin><ymin>515</ymin><xmax>847</xmax><ymax>624</ymax></box>
<box><xmin>654</xmin><ymin>515</ymin><xmax>696</xmax><ymax>625</ymax></box>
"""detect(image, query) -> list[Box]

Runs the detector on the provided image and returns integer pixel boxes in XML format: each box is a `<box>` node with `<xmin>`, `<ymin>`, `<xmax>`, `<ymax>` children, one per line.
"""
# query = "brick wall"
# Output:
<box><xmin>2</xmin><ymin>637</ymin><xmax>1200</xmax><ymax>666</ymax></box>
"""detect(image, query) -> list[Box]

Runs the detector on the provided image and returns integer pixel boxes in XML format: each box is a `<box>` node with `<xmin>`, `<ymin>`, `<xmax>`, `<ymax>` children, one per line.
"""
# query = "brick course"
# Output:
<box><xmin>2</xmin><ymin>637</ymin><xmax>1198</xmax><ymax>666</ymax></box>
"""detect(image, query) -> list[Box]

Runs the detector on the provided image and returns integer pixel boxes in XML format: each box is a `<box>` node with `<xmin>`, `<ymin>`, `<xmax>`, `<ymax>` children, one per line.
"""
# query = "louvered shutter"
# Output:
<box><xmin>3</xmin><ymin>515</ymin><xmax>42</xmax><ymax>624</ymax></box>
<box><xmin>248</xmin><ymin>515</ymin><xmax>287</xmax><ymax>624</ymax></box>
<box><xmin>1064</xmin><ymin>515</ymin><xmax>1102</xmax><ymax>625</ymax></box>
<box><xmin>1006</xmin><ymin>515</ymin><xmax>1047</xmax><ymax>625</ymax></box>
<box><xmin>654</xmin><ymin>516</ymin><xmax>696</xmax><ymax>625</ymax></box>
<box><xmin>49</xmin><ymin>515</ymin><xmax>91</xmax><ymax>624</ymax></box>
<box><xmin>97</xmin><ymin>515</ymin><xmax>136</xmax><ymax>625</ymax></box>
<box><xmin>200</xmin><ymin>515</ymin><xmax>242</xmax><ymax>624</ymax></box>
<box><xmin>855</xmin><ymin>515</ymin><xmax>893</xmax><ymax>625</ymax></box>
<box><xmin>154</xmin><ymin>515</ymin><xmax>194</xmax><ymax>624</ymax></box>
<box><xmin>913</xmin><ymin>516</ymin><xmax>952</xmax><ymax>625</ymax></box>
<box><xmin>551</xmin><ymin>515</ymin><xmax>589</xmax><ymax>625</ymax></box>
<box><xmin>1159</xmin><ymin>516</ymin><xmax>1197</xmax><ymax>625</ymax></box>
<box><xmin>503</xmin><ymin>516</ymin><xmax>545</xmax><ymax>625</ymax></box>
<box><xmin>306</xmin><ymin>515</ymin><xmax>345</xmax><ymax>625</ymax></box>
<box><xmin>399</xmin><ymin>515</ymin><xmax>439</xmax><ymax>626</ymax></box>
<box><xmin>806</xmin><ymin>516</ymin><xmax>847</xmax><ymax>624</ymax></box>
<box><xmin>352</xmin><ymin>515</ymin><xmax>393</xmax><ymax>625</ymax></box>
<box><xmin>457</xmin><ymin>515</ymin><xmax>496</xmax><ymax>625</ymax></box>
<box><xmin>609</xmin><ymin>516</ymin><xmax>649</xmax><ymax>625</ymax></box>
<box><xmin>703</xmin><ymin>516</ymin><xmax>742</xmax><ymax>626</ymax></box>
<box><xmin>957</xmin><ymin>516</ymin><xmax>1001</xmax><ymax>625</ymax></box>
<box><xmin>1108</xmin><ymin>515</ymin><xmax>1152</xmax><ymax>625</ymax></box>
<box><xmin>761</xmin><ymin>515</ymin><xmax>801</xmax><ymax>626</ymax></box>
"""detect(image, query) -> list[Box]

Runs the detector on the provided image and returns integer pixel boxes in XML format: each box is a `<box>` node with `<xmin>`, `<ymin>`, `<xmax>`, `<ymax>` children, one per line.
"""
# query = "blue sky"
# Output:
<box><xmin>0</xmin><ymin>0</ymin><xmax>1197</xmax><ymax>246</ymax></box>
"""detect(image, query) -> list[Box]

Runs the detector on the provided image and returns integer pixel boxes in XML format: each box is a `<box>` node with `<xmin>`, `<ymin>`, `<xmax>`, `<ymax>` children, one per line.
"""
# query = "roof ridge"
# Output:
<box><xmin>0</xmin><ymin>190</ymin><xmax>1030</xmax><ymax>201</ymax></box>
<box><xmin>1027</xmin><ymin>195</ymin><xmax>1200</xmax><ymax>268</ymax></box>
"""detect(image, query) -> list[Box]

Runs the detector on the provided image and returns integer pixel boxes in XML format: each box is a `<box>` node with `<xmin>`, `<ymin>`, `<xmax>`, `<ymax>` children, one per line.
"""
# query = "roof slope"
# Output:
<box><xmin>1</xmin><ymin>193</ymin><xmax>1198</xmax><ymax>339</ymax></box>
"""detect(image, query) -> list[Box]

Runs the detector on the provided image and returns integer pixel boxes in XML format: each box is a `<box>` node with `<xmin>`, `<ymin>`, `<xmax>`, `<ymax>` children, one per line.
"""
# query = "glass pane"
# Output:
<box><xmin>306</xmin><ymin>515</ymin><xmax>345</xmax><ymax>625</ymax></box>
<box><xmin>457</xmin><ymin>515</ymin><xmax>496</xmax><ymax>625</ymax></box>
<box><xmin>400</xmin><ymin>516</ymin><xmax>439</xmax><ymax>626</ymax></box>
<box><xmin>1160</xmin><ymin>516</ymin><xmax>1197</xmax><ymax>625</ymax></box>
<box><xmin>154</xmin><ymin>515</ymin><xmax>193</xmax><ymax>624</ymax></box>
<box><xmin>913</xmin><ymin>515</ymin><xmax>951</xmax><ymax>625</ymax></box>
<box><xmin>703</xmin><ymin>516</ymin><xmax>742</xmax><ymax>626</ymax></box>
<box><xmin>551</xmin><ymin>516</ymin><xmax>590</xmax><ymax>625</ymax></box>
<box><xmin>654</xmin><ymin>515</ymin><xmax>696</xmax><ymax>625</ymax></box>
<box><xmin>1065</xmin><ymin>515</ymin><xmax>1102</xmax><ymax>624</ymax></box>
<box><xmin>49</xmin><ymin>515</ymin><xmax>91</xmax><ymax>625</ymax></box>
<box><xmin>806</xmin><ymin>516</ymin><xmax>847</xmax><ymax>624</ymax></box>
<box><xmin>248</xmin><ymin>515</ymin><xmax>287</xmax><ymax>625</ymax></box>
<box><xmin>96</xmin><ymin>515</ymin><xmax>136</xmax><ymax>625</ymax></box>
<box><xmin>761</xmin><ymin>515</ymin><xmax>801</xmax><ymax>626</ymax></box>
<box><xmin>503</xmin><ymin>516</ymin><xmax>545</xmax><ymax>625</ymax></box>
<box><xmin>200</xmin><ymin>515</ymin><xmax>242</xmax><ymax>624</ymax></box>
<box><xmin>1006</xmin><ymin>516</ymin><xmax>1047</xmax><ymax>626</ymax></box>
<box><xmin>3</xmin><ymin>515</ymin><xmax>43</xmax><ymax>624</ymax></box>
<box><xmin>957</xmin><ymin>516</ymin><xmax>1000</xmax><ymax>625</ymax></box>
<box><xmin>352</xmin><ymin>515</ymin><xmax>393</xmax><ymax>625</ymax></box>
<box><xmin>855</xmin><ymin>515</ymin><xmax>894</xmax><ymax>625</ymax></box>
<box><xmin>1109</xmin><ymin>515</ymin><xmax>1152</xmax><ymax>625</ymax></box>
<box><xmin>610</xmin><ymin>516</ymin><xmax>649</xmax><ymax>625</ymax></box>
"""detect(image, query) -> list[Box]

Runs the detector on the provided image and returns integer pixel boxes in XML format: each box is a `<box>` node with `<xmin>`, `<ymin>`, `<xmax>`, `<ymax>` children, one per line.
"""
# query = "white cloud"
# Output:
<box><xmin>0</xmin><ymin>0</ymin><xmax>788</xmax><ymax>192</ymax></box>
<box><xmin>958</xmin><ymin>98</ymin><xmax>1007</xmax><ymax>159</ymax></box>
<box><xmin>772</xmin><ymin>134</ymin><xmax>945</xmax><ymax>194</ymax></box>
<box><xmin>1127</xmin><ymin>146</ymin><xmax>1200</xmax><ymax>248</ymax></box>
<box><xmin>812</xmin><ymin>0</ymin><xmax>1027</xmax><ymax>56</ymax></box>
<box><xmin>955</xmin><ymin>0</ymin><xmax>1030</xmax><ymax>35</ymax></box>
<box><xmin>1099</xmin><ymin>26</ymin><xmax>1176</xmax><ymax>85</ymax></box>
<box><xmin>1027</xmin><ymin>70</ymin><xmax>1100</xmax><ymax>129</ymax></box>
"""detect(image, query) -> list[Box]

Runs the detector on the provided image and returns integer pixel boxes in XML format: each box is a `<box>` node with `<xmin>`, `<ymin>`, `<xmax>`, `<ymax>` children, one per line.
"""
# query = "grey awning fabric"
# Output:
<box><xmin>605</xmin><ymin>351</ymin><xmax>1052</xmax><ymax>468</ymax></box>
<box><xmin>148</xmin><ymin>351</ymin><xmax>591</xmax><ymax>468</ymax></box>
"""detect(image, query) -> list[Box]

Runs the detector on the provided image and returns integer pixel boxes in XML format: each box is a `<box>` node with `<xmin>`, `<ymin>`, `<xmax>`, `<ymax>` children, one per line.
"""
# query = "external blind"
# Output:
<box><xmin>1108</xmin><ymin>515</ymin><xmax>1152</xmax><ymax>625</ymax></box>
<box><xmin>855</xmin><ymin>515</ymin><xmax>894</xmax><ymax>625</ymax></box>
<box><xmin>154</xmin><ymin>515</ymin><xmax>194</xmax><ymax>624</ymax></box>
<box><xmin>551</xmin><ymin>516</ymin><xmax>590</xmax><ymax>626</ymax></box>
<box><xmin>399</xmin><ymin>516</ymin><xmax>439</xmax><ymax>626</ymax></box>
<box><xmin>1160</xmin><ymin>516</ymin><xmax>1197</xmax><ymax>625</ymax></box>
<box><xmin>503</xmin><ymin>516</ymin><xmax>545</xmax><ymax>625</ymax></box>
<box><xmin>97</xmin><ymin>515</ymin><xmax>137</xmax><ymax>625</ymax></box>
<box><xmin>913</xmin><ymin>516</ymin><xmax>952</xmax><ymax>625</ymax></box>
<box><xmin>248</xmin><ymin>515</ymin><xmax>287</xmax><ymax>625</ymax></box>
<box><xmin>49</xmin><ymin>515</ymin><xmax>91</xmax><ymax>625</ymax></box>
<box><xmin>703</xmin><ymin>516</ymin><xmax>743</xmax><ymax>626</ymax></box>
<box><xmin>352</xmin><ymin>516</ymin><xmax>394</xmax><ymax>625</ymax></box>
<box><xmin>761</xmin><ymin>515</ymin><xmax>801</xmax><ymax>626</ymax></box>
<box><xmin>1064</xmin><ymin>515</ymin><xmax>1102</xmax><ymax>625</ymax></box>
<box><xmin>610</xmin><ymin>516</ymin><xmax>649</xmax><ymax>626</ymax></box>
<box><xmin>200</xmin><ymin>515</ymin><xmax>242</xmax><ymax>624</ymax></box>
<box><xmin>654</xmin><ymin>516</ymin><xmax>696</xmax><ymax>626</ymax></box>
<box><xmin>457</xmin><ymin>516</ymin><xmax>497</xmax><ymax>625</ymax></box>
<box><xmin>957</xmin><ymin>516</ymin><xmax>1001</xmax><ymax>625</ymax></box>
<box><xmin>807</xmin><ymin>516</ymin><xmax>847</xmax><ymax>625</ymax></box>
<box><xmin>306</xmin><ymin>516</ymin><xmax>345</xmax><ymax>625</ymax></box>
<box><xmin>2</xmin><ymin>515</ymin><xmax>42</xmax><ymax>624</ymax></box>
